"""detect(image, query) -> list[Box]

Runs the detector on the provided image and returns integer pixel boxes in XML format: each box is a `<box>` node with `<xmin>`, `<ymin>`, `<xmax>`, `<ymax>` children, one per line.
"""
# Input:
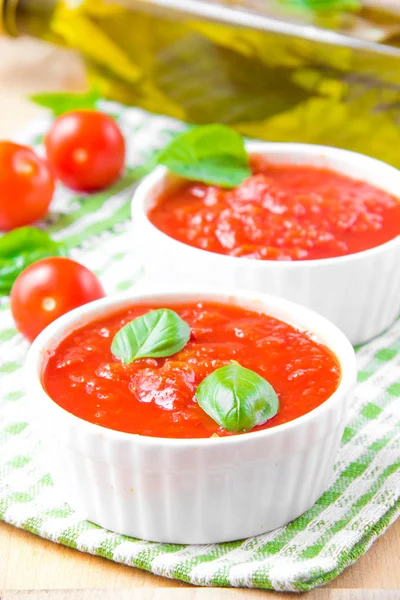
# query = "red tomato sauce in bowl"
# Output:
<box><xmin>42</xmin><ymin>301</ymin><xmax>341</xmax><ymax>439</ymax></box>
<box><xmin>148</xmin><ymin>157</ymin><xmax>400</xmax><ymax>261</ymax></box>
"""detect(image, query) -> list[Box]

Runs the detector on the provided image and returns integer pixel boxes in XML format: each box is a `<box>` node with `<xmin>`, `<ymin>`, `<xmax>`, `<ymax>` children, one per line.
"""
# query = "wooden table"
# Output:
<box><xmin>1</xmin><ymin>36</ymin><xmax>400</xmax><ymax>600</ymax></box>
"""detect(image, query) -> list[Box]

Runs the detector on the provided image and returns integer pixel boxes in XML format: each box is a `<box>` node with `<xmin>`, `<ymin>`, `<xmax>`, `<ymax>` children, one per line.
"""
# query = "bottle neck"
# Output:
<box><xmin>1</xmin><ymin>0</ymin><xmax>58</xmax><ymax>37</ymax></box>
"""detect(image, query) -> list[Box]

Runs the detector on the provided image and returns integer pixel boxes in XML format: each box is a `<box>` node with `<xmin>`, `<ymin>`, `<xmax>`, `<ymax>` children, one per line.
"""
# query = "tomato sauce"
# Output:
<box><xmin>43</xmin><ymin>302</ymin><xmax>341</xmax><ymax>439</ymax></box>
<box><xmin>148</xmin><ymin>157</ymin><xmax>400</xmax><ymax>261</ymax></box>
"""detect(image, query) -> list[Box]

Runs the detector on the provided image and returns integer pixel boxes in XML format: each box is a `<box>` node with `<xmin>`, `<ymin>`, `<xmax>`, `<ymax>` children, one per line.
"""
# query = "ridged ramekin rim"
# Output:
<box><xmin>131</xmin><ymin>141</ymin><xmax>400</xmax><ymax>268</ymax></box>
<box><xmin>26</xmin><ymin>287</ymin><xmax>356</xmax><ymax>449</ymax></box>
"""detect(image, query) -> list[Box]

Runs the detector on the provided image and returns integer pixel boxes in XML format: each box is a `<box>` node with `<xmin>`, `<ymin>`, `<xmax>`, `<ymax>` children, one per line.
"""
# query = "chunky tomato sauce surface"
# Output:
<box><xmin>149</xmin><ymin>158</ymin><xmax>400</xmax><ymax>261</ymax></box>
<box><xmin>43</xmin><ymin>302</ymin><xmax>341</xmax><ymax>439</ymax></box>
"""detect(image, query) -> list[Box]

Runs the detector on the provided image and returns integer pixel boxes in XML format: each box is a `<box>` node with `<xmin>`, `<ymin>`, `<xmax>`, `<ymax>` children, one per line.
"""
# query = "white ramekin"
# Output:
<box><xmin>131</xmin><ymin>143</ymin><xmax>400</xmax><ymax>345</ymax></box>
<box><xmin>26</xmin><ymin>289</ymin><xmax>356</xmax><ymax>544</ymax></box>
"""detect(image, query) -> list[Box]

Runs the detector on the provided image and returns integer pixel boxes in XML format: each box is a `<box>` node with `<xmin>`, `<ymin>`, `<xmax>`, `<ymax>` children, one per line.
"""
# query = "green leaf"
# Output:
<box><xmin>196</xmin><ymin>362</ymin><xmax>279</xmax><ymax>432</ymax></box>
<box><xmin>111</xmin><ymin>308</ymin><xmax>191</xmax><ymax>364</ymax></box>
<box><xmin>0</xmin><ymin>227</ymin><xmax>67</xmax><ymax>296</ymax></box>
<box><xmin>29</xmin><ymin>89</ymin><xmax>101</xmax><ymax>116</ymax></box>
<box><xmin>280</xmin><ymin>0</ymin><xmax>359</xmax><ymax>13</ymax></box>
<box><xmin>156</xmin><ymin>124</ymin><xmax>251</xmax><ymax>188</ymax></box>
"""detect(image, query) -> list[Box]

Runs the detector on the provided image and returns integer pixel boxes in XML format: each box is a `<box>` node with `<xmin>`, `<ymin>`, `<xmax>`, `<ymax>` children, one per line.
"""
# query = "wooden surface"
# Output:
<box><xmin>1</xmin><ymin>36</ymin><xmax>400</xmax><ymax>598</ymax></box>
<box><xmin>0</xmin><ymin>38</ymin><xmax>86</xmax><ymax>136</ymax></box>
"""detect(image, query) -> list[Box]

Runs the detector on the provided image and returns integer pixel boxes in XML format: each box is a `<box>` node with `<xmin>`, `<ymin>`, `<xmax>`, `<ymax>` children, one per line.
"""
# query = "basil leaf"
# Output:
<box><xmin>283</xmin><ymin>0</ymin><xmax>359</xmax><ymax>12</ymax></box>
<box><xmin>111</xmin><ymin>308</ymin><xmax>191</xmax><ymax>364</ymax></box>
<box><xmin>196</xmin><ymin>362</ymin><xmax>279</xmax><ymax>432</ymax></box>
<box><xmin>29</xmin><ymin>89</ymin><xmax>101</xmax><ymax>116</ymax></box>
<box><xmin>0</xmin><ymin>227</ymin><xmax>67</xmax><ymax>296</ymax></box>
<box><xmin>156</xmin><ymin>124</ymin><xmax>251</xmax><ymax>188</ymax></box>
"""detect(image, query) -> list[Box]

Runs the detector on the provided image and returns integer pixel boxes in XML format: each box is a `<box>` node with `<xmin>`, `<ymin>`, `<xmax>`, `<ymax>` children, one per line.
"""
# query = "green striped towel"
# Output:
<box><xmin>1</xmin><ymin>103</ymin><xmax>400</xmax><ymax>592</ymax></box>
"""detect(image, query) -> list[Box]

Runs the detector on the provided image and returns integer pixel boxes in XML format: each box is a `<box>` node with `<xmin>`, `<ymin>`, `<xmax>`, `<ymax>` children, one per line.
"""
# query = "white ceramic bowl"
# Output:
<box><xmin>27</xmin><ymin>289</ymin><xmax>356</xmax><ymax>544</ymax></box>
<box><xmin>131</xmin><ymin>143</ymin><xmax>400</xmax><ymax>345</ymax></box>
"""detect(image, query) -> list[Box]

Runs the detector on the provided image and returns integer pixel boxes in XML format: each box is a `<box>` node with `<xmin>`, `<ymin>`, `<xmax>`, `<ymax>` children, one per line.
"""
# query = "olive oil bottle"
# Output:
<box><xmin>2</xmin><ymin>0</ymin><xmax>400</xmax><ymax>168</ymax></box>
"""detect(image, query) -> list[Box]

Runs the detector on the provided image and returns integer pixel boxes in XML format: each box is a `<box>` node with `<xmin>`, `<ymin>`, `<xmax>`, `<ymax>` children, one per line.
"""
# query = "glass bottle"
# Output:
<box><xmin>2</xmin><ymin>0</ymin><xmax>400</xmax><ymax>167</ymax></box>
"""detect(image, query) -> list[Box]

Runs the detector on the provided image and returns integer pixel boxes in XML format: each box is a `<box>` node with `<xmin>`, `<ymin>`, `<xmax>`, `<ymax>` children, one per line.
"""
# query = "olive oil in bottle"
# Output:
<box><xmin>2</xmin><ymin>0</ymin><xmax>400</xmax><ymax>168</ymax></box>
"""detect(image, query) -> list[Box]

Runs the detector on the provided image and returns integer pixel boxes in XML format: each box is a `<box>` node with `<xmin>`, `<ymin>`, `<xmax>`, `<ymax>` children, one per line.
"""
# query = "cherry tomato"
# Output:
<box><xmin>0</xmin><ymin>142</ymin><xmax>55</xmax><ymax>231</ymax></box>
<box><xmin>45</xmin><ymin>110</ymin><xmax>125</xmax><ymax>192</ymax></box>
<box><xmin>10</xmin><ymin>257</ymin><xmax>105</xmax><ymax>342</ymax></box>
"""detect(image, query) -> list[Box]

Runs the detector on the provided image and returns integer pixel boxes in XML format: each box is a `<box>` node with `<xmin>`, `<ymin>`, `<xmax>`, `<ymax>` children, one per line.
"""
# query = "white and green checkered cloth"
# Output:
<box><xmin>1</xmin><ymin>104</ymin><xmax>400</xmax><ymax>592</ymax></box>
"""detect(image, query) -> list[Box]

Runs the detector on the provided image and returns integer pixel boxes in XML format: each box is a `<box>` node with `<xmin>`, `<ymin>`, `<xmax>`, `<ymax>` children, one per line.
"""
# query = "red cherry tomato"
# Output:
<box><xmin>10</xmin><ymin>257</ymin><xmax>105</xmax><ymax>342</ymax></box>
<box><xmin>0</xmin><ymin>142</ymin><xmax>55</xmax><ymax>231</ymax></box>
<box><xmin>45</xmin><ymin>110</ymin><xmax>125</xmax><ymax>192</ymax></box>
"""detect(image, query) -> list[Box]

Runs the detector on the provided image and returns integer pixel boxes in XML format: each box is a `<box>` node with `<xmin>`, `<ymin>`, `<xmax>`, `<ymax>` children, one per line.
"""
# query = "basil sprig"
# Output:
<box><xmin>0</xmin><ymin>227</ymin><xmax>67</xmax><ymax>296</ymax></box>
<box><xmin>111</xmin><ymin>308</ymin><xmax>191</xmax><ymax>364</ymax></box>
<box><xmin>30</xmin><ymin>89</ymin><xmax>101</xmax><ymax>116</ymax></box>
<box><xmin>196</xmin><ymin>362</ymin><xmax>279</xmax><ymax>432</ymax></box>
<box><xmin>156</xmin><ymin>124</ymin><xmax>251</xmax><ymax>188</ymax></box>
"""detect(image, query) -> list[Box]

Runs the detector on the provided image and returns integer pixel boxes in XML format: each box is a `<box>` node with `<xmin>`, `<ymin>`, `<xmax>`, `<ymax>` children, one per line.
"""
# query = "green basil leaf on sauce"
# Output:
<box><xmin>196</xmin><ymin>362</ymin><xmax>279</xmax><ymax>432</ymax></box>
<box><xmin>111</xmin><ymin>308</ymin><xmax>191</xmax><ymax>364</ymax></box>
<box><xmin>156</xmin><ymin>124</ymin><xmax>251</xmax><ymax>188</ymax></box>
<box><xmin>29</xmin><ymin>89</ymin><xmax>101</xmax><ymax>116</ymax></box>
<box><xmin>0</xmin><ymin>227</ymin><xmax>67</xmax><ymax>296</ymax></box>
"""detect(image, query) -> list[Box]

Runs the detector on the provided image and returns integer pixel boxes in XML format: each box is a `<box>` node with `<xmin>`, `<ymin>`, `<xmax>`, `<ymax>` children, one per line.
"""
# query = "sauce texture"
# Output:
<box><xmin>149</xmin><ymin>158</ymin><xmax>400</xmax><ymax>261</ymax></box>
<box><xmin>43</xmin><ymin>302</ymin><xmax>341</xmax><ymax>439</ymax></box>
